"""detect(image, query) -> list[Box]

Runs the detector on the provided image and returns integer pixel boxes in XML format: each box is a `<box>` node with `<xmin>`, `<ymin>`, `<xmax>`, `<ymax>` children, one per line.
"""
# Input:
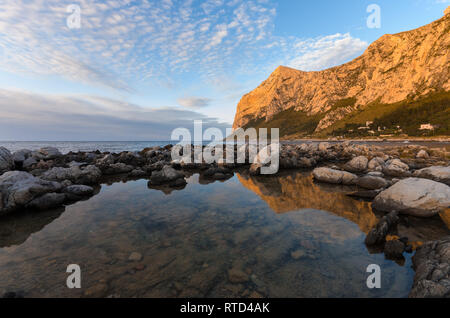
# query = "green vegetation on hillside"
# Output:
<box><xmin>327</xmin><ymin>91</ymin><xmax>450</xmax><ymax>137</ymax></box>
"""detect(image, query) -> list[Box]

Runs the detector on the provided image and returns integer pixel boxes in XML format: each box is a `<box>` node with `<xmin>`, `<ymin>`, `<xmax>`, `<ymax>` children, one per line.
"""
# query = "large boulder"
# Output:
<box><xmin>383</xmin><ymin>159</ymin><xmax>410</xmax><ymax>177</ymax></box>
<box><xmin>41</xmin><ymin>165</ymin><xmax>101</xmax><ymax>185</ymax></box>
<box><xmin>12</xmin><ymin>149</ymin><xmax>32</xmax><ymax>166</ymax></box>
<box><xmin>0</xmin><ymin>171</ymin><xmax>62</xmax><ymax>215</ymax></box>
<box><xmin>372</xmin><ymin>178</ymin><xmax>450</xmax><ymax>217</ymax></box>
<box><xmin>312</xmin><ymin>167</ymin><xmax>357</xmax><ymax>185</ymax></box>
<box><xmin>0</xmin><ymin>147</ymin><xmax>14</xmax><ymax>174</ymax></box>
<box><xmin>344</xmin><ymin>156</ymin><xmax>368</xmax><ymax>172</ymax></box>
<box><xmin>413</xmin><ymin>166</ymin><xmax>450</xmax><ymax>186</ymax></box>
<box><xmin>410</xmin><ymin>237</ymin><xmax>450</xmax><ymax>298</ymax></box>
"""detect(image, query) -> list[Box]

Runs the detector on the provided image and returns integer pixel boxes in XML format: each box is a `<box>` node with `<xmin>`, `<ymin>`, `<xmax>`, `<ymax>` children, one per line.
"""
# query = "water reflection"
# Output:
<box><xmin>0</xmin><ymin>170</ymin><xmax>447</xmax><ymax>298</ymax></box>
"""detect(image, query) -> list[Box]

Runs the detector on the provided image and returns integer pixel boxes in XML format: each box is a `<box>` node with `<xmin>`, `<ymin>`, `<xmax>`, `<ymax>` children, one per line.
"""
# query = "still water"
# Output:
<box><xmin>1</xmin><ymin>170</ymin><xmax>449</xmax><ymax>298</ymax></box>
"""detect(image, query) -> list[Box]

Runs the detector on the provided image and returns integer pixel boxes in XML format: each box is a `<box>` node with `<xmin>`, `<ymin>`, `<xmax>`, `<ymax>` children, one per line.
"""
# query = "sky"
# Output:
<box><xmin>0</xmin><ymin>0</ymin><xmax>448</xmax><ymax>141</ymax></box>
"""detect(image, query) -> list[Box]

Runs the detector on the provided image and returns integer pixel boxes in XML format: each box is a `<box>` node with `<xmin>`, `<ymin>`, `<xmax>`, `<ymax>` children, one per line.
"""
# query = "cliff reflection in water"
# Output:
<box><xmin>237</xmin><ymin>171</ymin><xmax>378</xmax><ymax>234</ymax></box>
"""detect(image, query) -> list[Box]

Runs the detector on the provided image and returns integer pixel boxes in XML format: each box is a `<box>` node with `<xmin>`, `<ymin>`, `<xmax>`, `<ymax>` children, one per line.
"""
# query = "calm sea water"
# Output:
<box><xmin>2</xmin><ymin>170</ymin><xmax>449</xmax><ymax>298</ymax></box>
<box><xmin>1</xmin><ymin>140</ymin><xmax>448</xmax><ymax>154</ymax></box>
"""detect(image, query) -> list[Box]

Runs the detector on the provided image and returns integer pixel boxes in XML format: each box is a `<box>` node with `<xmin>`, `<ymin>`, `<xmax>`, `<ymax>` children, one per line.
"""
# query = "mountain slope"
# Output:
<box><xmin>232</xmin><ymin>8</ymin><xmax>450</xmax><ymax>137</ymax></box>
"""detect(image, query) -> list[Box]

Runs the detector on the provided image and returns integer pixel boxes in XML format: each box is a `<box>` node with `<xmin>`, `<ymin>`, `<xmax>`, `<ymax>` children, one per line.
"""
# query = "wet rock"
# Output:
<box><xmin>372</xmin><ymin>178</ymin><xmax>450</xmax><ymax>217</ymax></box>
<box><xmin>0</xmin><ymin>147</ymin><xmax>14</xmax><ymax>174</ymax></box>
<box><xmin>356</xmin><ymin>176</ymin><xmax>389</xmax><ymax>190</ymax></box>
<box><xmin>0</xmin><ymin>171</ymin><xmax>62</xmax><ymax>215</ymax></box>
<box><xmin>26</xmin><ymin>193</ymin><xmax>66</xmax><ymax>211</ymax></box>
<box><xmin>413</xmin><ymin>166</ymin><xmax>450</xmax><ymax>186</ymax></box>
<box><xmin>383</xmin><ymin>159</ymin><xmax>410</xmax><ymax>177</ymax></box>
<box><xmin>63</xmin><ymin>185</ymin><xmax>94</xmax><ymax>197</ymax></box>
<box><xmin>41</xmin><ymin>165</ymin><xmax>101</xmax><ymax>185</ymax></box>
<box><xmin>384</xmin><ymin>239</ymin><xmax>405</xmax><ymax>259</ymax></box>
<box><xmin>410</xmin><ymin>236</ymin><xmax>450</xmax><ymax>298</ymax></box>
<box><xmin>129</xmin><ymin>169</ymin><xmax>146</xmax><ymax>178</ymax></box>
<box><xmin>344</xmin><ymin>156</ymin><xmax>368</xmax><ymax>172</ymax></box>
<box><xmin>228</xmin><ymin>268</ymin><xmax>249</xmax><ymax>284</ymax></box>
<box><xmin>102</xmin><ymin>163</ymin><xmax>134</xmax><ymax>175</ymax></box>
<box><xmin>312</xmin><ymin>167</ymin><xmax>357</xmax><ymax>185</ymax></box>
<box><xmin>365</xmin><ymin>212</ymin><xmax>399</xmax><ymax>245</ymax></box>
<box><xmin>149</xmin><ymin>165</ymin><xmax>185</xmax><ymax>185</ymax></box>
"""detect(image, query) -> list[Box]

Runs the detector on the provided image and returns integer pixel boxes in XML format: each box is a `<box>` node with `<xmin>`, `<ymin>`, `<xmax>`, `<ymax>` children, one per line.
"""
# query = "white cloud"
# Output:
<box><xmin>288</xmin><ymin>33</ymin><xmax>368</xmax><ymax>71</ymax></box>
<box><xmin>0</xmin><ymin>89</ymin><xmax>229</xmax><ymax>141</ymax></box>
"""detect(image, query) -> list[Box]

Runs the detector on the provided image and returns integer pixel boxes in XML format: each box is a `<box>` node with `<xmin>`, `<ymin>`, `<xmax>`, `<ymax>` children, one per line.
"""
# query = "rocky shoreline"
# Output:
<box><xmin>1</xmin><ymin>142</ymin><xmax>449</xmax><ymax>298</ymax></box>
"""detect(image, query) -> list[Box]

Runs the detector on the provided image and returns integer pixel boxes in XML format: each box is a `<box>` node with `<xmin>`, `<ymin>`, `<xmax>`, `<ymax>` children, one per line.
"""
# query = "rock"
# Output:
<box><xmin>103</xmin><ymin>163</ymin><xmax>134</xmax><ymax>175</ymax></box>
<box><xmin>416</xmin><ymin>150</ymin><xmax>429</xmax><ymax>159</ymax></box>
<box><xmin>41</xmin><ymin>165</ymin><xmax>101</xmax><ymax>185</ymax></box>
<box><xmin>129</xmin><ymin>169</ymin><xmax>146</xmax><ymax>178</ymax></box>
<box><xmin>128</xmin><ymin>252</ymin><xmax>142</xmax><ymax>262</ymax></box>
<box><xmin>149</xmin><ymin>165</ymin><xmax>184</xmax><ymax>185</ymax></box>
<box><xmin>0</xmin><ymin>171</ymin><xmax>62</xmax><ymax>215</ymax></box>
<box><xmin>22</xmin><ymin>157</ymin><xmax>37</xmax><ymax>170</ymax></box>
<box><xmin>368</xmin><ymin>157</ymin><xmax>385</xmax><ymax>171</ymax></box>
<box><xmin>290</xmin><ymin>249</ymin><xmax>306</xmax><ymax>260</ymax></box>
<box><xmin>365</xmin><ymin>212</ymin><xmax>399</xmax><ymax>245</ymax></box>
<box><xmin>0</xmin><ymin>147</ymin><xmax>14</xmax><ymax>174</ymax></box>
<box><xmin>37</xmin><ymin>147</ymin><xmax>62</xmax><ymax>160</ymax></box>
<box><xmin>96</xmin><ymin>154</ymin><xmax>115</xmax><ymax>166</ymax></box>
<box><xmin>26</xmin><ymin>193</ymin><xmax>66</xmax><ymax>210</ymax></box>
<box><xmin>249</xmin><ymin>163</ymin><xmax>262</xmax><ymax>176</ymax></box>
<box><xmin>63</xmin><ymin>185</ymin><xmax>94</xmax><ymax>197</ymax></box>
<box><xmin>318</xmin><ymin>142</ymin><xmax>331</xmax><ymax>152</ymax></box>
<box><xmin>356</xmin><ymin>176</ymin><xmax>389</xmax><ymax>190</ymax></box>
<box><xmin>12</xmin><ymin>149</ymin><xmax>31</xmax><ymax>165</ymax></box>
<box><xmin>410</xmin><ymin>237</ymin><xmax>450</xmax><ymax>298</ymax></box>
<box><xmin>383</xmin><ymin>159</ymin><xmax>410</xmax><ymax>177</ymax></box>
<box><xmin>367</xmin><ymin>171</ymin><xmax>384</xmax><ymax>177</ymax></box>
<box><xmin>228</xmin><ymin>268</ymin><xmax>249</xmax><ymax>284</ymax></box>
<box><xmin>312</xmin><ymin>167</ymin><xmax>357</xmax><ymax>185</ymax></box>
<box><xmin>348</xmin><ymin>189</ymin><xmax>382</xmax><ymax>199</ymax></box>
<box><xmin>344</xmin><ymin>156</ymin><xmax>368</xmax><ymax>172</ymax></box>
<box><xmin>372</xmin><ymin>178</ymin><xmax>450</xmax><ymax>217</ymax></box>
<box><xmin>413</xmin><ymin>166</ymin><xmax>450</xmax><ymax>186</ymax></box>
<box><xmin>384</xmin><ymin>239</ymin><xmax>405</xmax><ymax>259</ymax></box>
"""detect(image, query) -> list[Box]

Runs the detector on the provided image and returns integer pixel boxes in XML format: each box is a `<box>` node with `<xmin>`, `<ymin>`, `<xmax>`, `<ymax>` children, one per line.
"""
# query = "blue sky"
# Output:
<box><xmin>0</xmin><ymin>0</ymin><xmax>448</xmax><ymax>141</ymax></box>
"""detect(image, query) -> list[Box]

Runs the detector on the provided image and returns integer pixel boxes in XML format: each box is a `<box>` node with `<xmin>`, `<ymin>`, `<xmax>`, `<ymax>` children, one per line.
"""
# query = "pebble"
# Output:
<box><xmin>128</xmin><ymin>252</ymin><xmax>142</xmax><ymax>262</ymax></box>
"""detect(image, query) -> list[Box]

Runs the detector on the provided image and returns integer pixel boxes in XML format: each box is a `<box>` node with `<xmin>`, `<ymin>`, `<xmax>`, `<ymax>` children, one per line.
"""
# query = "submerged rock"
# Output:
<box><xmin>372</xmin><ymin>178</ymin><xmax>450</xmax><ymax>217</ymax></box>
<box><xmin>413</xmin><ymin>166</ymin><xmax>450</xmax><ymax>186</ymax></box>
<box><xmin>410</xmin><ymin>236</ymin><xmax>450</xmax><ymax>298</ymax></box>
<box><xmin>384</xmin><ymin>239</ymin><xmax>405</xmax><ymax>259</ymax></box>
<box><xmin>312</xmin><ymin>167</ymin><xmax>357</xmax><ymax>185</ymax></box>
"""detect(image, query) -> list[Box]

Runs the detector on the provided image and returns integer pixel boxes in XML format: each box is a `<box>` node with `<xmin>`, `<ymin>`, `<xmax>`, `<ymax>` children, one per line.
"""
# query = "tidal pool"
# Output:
<box><xmin>1</xmin><ymin>170</ymin><xmax>449</xmax><ymax>298</ymax></box>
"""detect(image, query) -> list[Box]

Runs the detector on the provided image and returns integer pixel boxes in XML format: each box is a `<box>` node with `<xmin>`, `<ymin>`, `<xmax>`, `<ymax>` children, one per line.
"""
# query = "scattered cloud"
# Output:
<box><xmin>0</xmin><ymin>89</ymin><xmax>229</xmax><ymax>141</ymax></box>
<box><xmin>0</xmin><ymin>0</ymin><xmax>368</xmax><ymax>92</ymax></box>
<box><xmin>177</xmin><ymin>96</ymin><xmax>212</xmax><ymax>109</ymax></box>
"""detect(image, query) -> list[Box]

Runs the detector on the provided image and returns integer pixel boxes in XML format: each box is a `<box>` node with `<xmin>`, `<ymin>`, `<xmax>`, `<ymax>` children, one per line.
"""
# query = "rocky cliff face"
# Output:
<box><xmin>233</xmin><ymin>8</ymin><xmax>450</xmax><ymax>134</ymax></box>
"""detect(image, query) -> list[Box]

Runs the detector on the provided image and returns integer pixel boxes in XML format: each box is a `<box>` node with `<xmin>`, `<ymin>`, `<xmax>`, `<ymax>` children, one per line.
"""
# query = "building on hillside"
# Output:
<box><xmin>419</xmin><ymin>123</ymin><xmax>435</xmax><ymax>130</ymax></box>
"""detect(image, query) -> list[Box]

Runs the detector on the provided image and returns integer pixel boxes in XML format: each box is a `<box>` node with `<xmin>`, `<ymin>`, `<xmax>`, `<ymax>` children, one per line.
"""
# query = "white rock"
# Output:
<box><xmin>413</xmin><ymin>166</ymin><xmax>450</xmax><ymax>185</ymax></box>
<box><xmin>312</xmin><ymin>167</ymin><xmax>357</xmax><ymax>185</ymax></box>
<box><xmin>372</xmin><ymin>178</ymin><xmax>450</xmax><ymax>217</ymax></box>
